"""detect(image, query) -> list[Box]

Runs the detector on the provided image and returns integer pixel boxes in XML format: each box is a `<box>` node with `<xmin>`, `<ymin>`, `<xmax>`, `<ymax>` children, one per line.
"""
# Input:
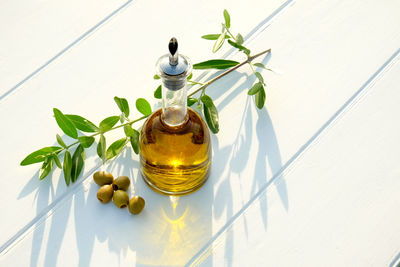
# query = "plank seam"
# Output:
<box><xmin>0</xmin><ymin>163</ymin><xmax>102</xmax><ymax>255</ymax></box>
<box><xmin>0</xmin><ymin>0</ymin><xmax>298</xmax><ymax>258</ymax></box>
<box><xmin>0</xmin><ymin>0</ymin><xmax>135</xmax><ymax>103</ymax></box>
<box><xmin>186</xmin><ymin>48</ymin><xmax>400</xmax><ymax>266</ymax></box>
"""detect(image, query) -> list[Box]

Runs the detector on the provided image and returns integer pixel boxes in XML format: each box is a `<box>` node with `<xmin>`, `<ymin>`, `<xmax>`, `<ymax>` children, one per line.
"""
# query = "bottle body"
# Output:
<box><xmin>139</xmin><ymin>108</ymin><xmax>211</xmax><ymax>195</ymax></box>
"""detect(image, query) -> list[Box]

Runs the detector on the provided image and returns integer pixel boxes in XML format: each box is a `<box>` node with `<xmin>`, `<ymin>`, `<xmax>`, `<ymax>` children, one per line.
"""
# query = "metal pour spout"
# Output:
<box><xmin>168</xmin><ymin>37</ymin><xmax>179</xmax><ymax>66</ymax></box>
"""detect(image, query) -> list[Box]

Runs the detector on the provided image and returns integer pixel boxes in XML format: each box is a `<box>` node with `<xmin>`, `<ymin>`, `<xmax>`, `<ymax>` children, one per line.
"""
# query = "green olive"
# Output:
<box><xmin>93</xmin><ymin>171</ymin><xmax>114</xmax><ymax>186</ymax></box>
<box><xmin>113</xmin><ymin>190</ymin><xmax>129</xmax><ymax>208</ymax></box>
<box><xmin>128</xmin><ymin>196</ymin><xmax>145</xmax><ymax>215</ymax></box>
<box><xmin>112</xmin><ymin>176</ymin><xmax>130</xmax><ymax>191</ymax></box>
<box><xmin>97</xmin><ymin>185</ymin><xmax>114</xmax><ymax>203</ymax></box>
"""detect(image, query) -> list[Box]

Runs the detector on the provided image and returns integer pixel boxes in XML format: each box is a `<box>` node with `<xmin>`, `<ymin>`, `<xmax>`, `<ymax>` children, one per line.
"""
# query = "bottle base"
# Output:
<box><xmin>140</xmin><ymin>169</ymin><xmax>210</xmax><ymax>196</ymax></box>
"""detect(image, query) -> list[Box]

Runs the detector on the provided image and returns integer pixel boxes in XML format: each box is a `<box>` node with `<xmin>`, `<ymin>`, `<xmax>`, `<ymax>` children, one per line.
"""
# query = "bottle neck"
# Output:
<box><xmin>161</xmin><ymin>80</ymin><xmax>188</xmax><ymax>127</ymax></box>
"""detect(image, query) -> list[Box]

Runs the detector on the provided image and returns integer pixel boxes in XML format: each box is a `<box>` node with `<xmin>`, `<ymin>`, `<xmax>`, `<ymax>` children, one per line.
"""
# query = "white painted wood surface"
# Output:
<box><xmin>0</xmin><ymin>0</ymin><xmax>399</xmax><ymax>266</ymax></box>
<box><xmin>0</xmin><ymin>0</ymin><xmax>128</xmax><ymax>98</ymax></box>
<box><xmin>198</xmin><ymin>55</ymin><xmax>400</xmax><ymax>267</ymax></box>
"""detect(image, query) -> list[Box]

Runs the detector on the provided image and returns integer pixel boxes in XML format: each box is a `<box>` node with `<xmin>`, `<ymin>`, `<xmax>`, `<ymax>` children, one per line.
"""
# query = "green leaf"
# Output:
<box><xmin>99</xmin><ymin>116</ymin><xmax>120</xmax><ymax>132</ymax></box>
<box><xmin>97</xmin><ymin>134</ymin><xmax>106</xmax><ymax>162</ymax></box>
<box><xmin>213</xmin><ymin>31</ymin><xmax>226</xmax><ymax>53</ymax></box>
<box><xmin>227</xmin><ymin>40</ymin><xmax>250</xmax><ymax>55</ymax></box>
<box><xmin>39</xmin><ymin>157</ymin><xmax>53</xmax><ymax>180</ymax></box>
<box><xmin>21</xmin><ymin>146</ymin><xmax>61</xmax><ymax>166</ymax></box>
<box><xmin>78</xmin><ymin>136</ymin><xmax>95</xmax><ymax>148</ymax></box>
<box><xmin>201</xmin><ymin>33</ymin><xmax>231</xmax><ymax>40</ymax></box>
<box><xmin>201</xmin><ymin>34</ymin><xmax>230</xmax><ymax>40</ymax></box>
<box><xmin>53</xmin><ymin>155</ymin><xmax>62</xmax><ymax>169</ymax></box>
<box><xmin>236</xmin><ymin>33</ymin><xmax>244</xmax><ymax>45</ymax></box>
<box><xmin>202</xmin><ymin>34</ymin><xmax>220</xmax><ymax>40</ymax></box>
<box><xmin>124</xmin><ymin>124</ymin><xmax>134</xmax><ymax>137</ymax></box>
<box><xmin>65</xmin><ymin>114</ymin><xmax>99</xmax><ymax>133</ymax></box>
<box><xmin>200</xmin><ymin>95</ymin><xmax>213</xmax><ymax>107</ymax></box>
<box><xmin>201</xmin><ymin>95</ymin><xmax>219</xmax><ymax>134</ymax></box>
<box><xmin>129</xmin><ymin>130</ymin><xmax>140</xmax><ymax>154</ymax></box>
<box><xmin>125</xmin><ymin>125</ymin><xmax>140</xmax><ymax>154</ymax></box>
<box><xmin>153</xmin><ymin>74</ymin><xmax>160</xmax><ymax>80</ymax></box>
<box><xmin>71</xmin><ymin>145</ymin><xmax>85</xmax><ymax>183</ymax></box>
<box><xmin>136</xmin><ymin>98</ymin><xmax>152</xmax><ymax>116</ymax></box>
<box><xmin>106</xmin><ymin>138</ymin><xmax>127</xmax><ymax>160</ymax></box>
<box><xmin>254</xmin><ymin>63</ymin><xmax>275</xmax><ymax>73</ymax></box>
<box><xmin>63</xmin><ymin>150</ymin><xmax>72</xmax><ymax>186</ymax></box>
<box><xmin>254</xmin><ymin>63</ymin><xmax>266</xmax><ymax>69</ymax></box>
<box><xmin>223</xmin><ymin>9</ymin><xmax>231</xmax><ymax>28</ymax></box>
<box><xmin>255</xmin><ymin>86</ymin><xmax>266</xmax><ymax>109</ymax></box>
<box><xmin>119</xmin><ymin>113</ymin><xmax>125</xmax><ymax>123</ymax></box>
<box><xmin>53</xmin><ymin>108</ymin><xmax>78</xmax><ymax>139</ymax></box>
<box><xmin>154</xmin><ymin>85</ymin><xmax>162</xmax><ymax>99</ymax></box>
<box><xmin>114</xmin><ymin>96</ymin><xmax>130</xmax><ymax>117</ymax></box>
<box><xmin>187</xmin><ymin>97</ymin><xmax>198</xmax><ymax>107</ymax></box>
<box><xmin>56</xmin><ymin>134</ymin><xmax>67</xmax><ymax>148</ymax></box>
<box><xmin>248</xmin><ymin>82</ymin><xmax>263</xmax><ymax>95</ymax></box>
<box><xmin>187</xmin><ymin>73</ymin><xmax>193</xmax><ymax>80</ymax></box>
<box><xmin>254</xmin><ymin>72</ymin><xmax>264</xmax><ymax>84</ymax></box>
<box><xmin>193</xmin><ymin>59</ymin><xmax>239</xmax><ymax>70</ymax></box>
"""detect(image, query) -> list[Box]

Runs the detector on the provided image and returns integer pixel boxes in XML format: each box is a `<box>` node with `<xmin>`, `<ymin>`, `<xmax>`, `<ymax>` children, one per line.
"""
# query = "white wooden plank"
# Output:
<box><xmin>198</xmin><ymin>56</ymin><xmax>400</xmax><ymax>267</ymax></box>
<box><xmin>0</xmin><ymin>0</ymin><xmax>128</xmax><ymax>98</ymax></box>
<box><xmin>0</xmin><ymin>0</ymin><xmax>399</xmax><ymax>265</ymax></box>
<box><xmin>0</xmin><ymin>0</ymin><xmax>288</xmax><ymax>255</ymax></box>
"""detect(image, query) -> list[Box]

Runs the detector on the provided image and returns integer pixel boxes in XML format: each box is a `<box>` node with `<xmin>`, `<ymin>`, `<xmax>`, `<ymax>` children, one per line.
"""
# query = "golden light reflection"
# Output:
<box><xmin>158</xmin><ymin>199</ymin><xmax>192</xmax><ymax>265</ymax></box>
<box><xmin>169</xmin><ymin>196</ymin><xmax>179</xmax><ymax>210</ymax></box>
<box><xmin>136</xmin><ymin>197</ymin><xmax>209</xmax><ymax>266</ymax></box>
<box><xmin>161</xmin><ymin>203</ymin><xmax>189</xmax><ymax>232</ymax></box>
<box><xmin>170</xmin><ymin>159</ymin><xmax>182</xmax><ymax>168</ymax></box>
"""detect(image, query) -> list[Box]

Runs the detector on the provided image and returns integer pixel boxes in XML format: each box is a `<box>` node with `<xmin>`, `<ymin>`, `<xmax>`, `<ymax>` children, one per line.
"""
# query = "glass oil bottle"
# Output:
<box><xmin>139</xmin><ymin>38</ymin><xmax>212</xmax><ymax>195</ymax></box>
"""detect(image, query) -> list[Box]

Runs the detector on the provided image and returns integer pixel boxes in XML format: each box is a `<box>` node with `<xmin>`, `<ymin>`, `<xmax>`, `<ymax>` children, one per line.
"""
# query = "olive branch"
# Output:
<box><xmin>20</xmin><ymin>9</ymin><xmax>273</xmax><ymax>185</ymax></box>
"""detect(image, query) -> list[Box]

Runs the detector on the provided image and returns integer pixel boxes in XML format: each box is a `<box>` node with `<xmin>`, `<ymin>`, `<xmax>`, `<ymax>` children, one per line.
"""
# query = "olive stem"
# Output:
<box><xmin>188</xmin><ymin>80</ymin><xmax>205</xmax><ymax>86</ymax></box>
<box><xmin>52</xmin><ymin>115</ymin><xmax>149</xmax><ymax>155</ymax></box>
<box><xmin>188</xmin><ymin>48</ymin><xmax>271</xmax><ymax>97</ymax></box>
<box><xmin>225</xmin><ymin>28</ymin><xmax>237</xmax><ymax>41</ymax></box>
<box><xmin>49</xmin><ymin>48</ymin><xmax>271</xmax><ymax>157</ymax></box>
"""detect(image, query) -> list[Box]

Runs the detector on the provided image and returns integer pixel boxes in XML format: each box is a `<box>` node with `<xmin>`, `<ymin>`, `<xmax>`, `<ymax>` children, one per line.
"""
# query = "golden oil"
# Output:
<box><xmin>140</xmin><ymin>108</ymin><xmax>211</xmax><ymax>195</ymax></box>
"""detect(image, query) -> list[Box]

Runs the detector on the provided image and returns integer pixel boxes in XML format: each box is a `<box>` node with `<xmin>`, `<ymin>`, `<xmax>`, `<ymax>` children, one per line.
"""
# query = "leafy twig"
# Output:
<box><xmin>188</xmin><ymin>48</ymin><xmax>271</xmax><ymax>98</ymax></box>
<box><xmin>21</xmin><ymin>9</ymin><xmax>274</xmax><ymax>186</ymax></box>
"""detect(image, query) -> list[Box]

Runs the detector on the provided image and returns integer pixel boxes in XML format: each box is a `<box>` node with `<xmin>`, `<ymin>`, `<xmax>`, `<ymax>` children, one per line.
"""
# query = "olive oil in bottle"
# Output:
<box><xmin>139</xmin><ymin>38</ymin><xmax>211</xmax><ymax>195</ymax></box>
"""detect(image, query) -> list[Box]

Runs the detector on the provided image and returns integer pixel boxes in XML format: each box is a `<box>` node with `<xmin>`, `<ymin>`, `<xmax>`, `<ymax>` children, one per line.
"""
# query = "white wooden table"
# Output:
<box><xmin>1</xmin><ymin>0</ymin><xmax>400</xmax><ymax>266</ymax></box>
